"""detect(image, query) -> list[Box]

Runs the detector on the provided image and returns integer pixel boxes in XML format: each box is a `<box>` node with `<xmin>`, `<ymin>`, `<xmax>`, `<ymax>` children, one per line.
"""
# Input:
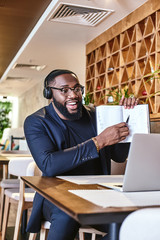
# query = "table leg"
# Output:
<box><xmin>108</xmin><ymin>223</ymin><xmax>121</xmax><ymax>240</ymax></box>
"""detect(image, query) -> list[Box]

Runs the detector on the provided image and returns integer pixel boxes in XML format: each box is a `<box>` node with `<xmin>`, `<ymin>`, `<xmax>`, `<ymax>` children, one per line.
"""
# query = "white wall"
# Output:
<box><xmin>18</xmin><ymin>80</ymin><xmax>48</xmax><ymax>127</ymax></box>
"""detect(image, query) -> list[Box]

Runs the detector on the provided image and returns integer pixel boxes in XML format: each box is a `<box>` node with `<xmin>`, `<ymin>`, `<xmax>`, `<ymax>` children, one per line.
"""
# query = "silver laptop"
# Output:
<box><xmin>99</xmin><ymin>133</ymin><xmax>160</xmax><ymax>192</ymax></box>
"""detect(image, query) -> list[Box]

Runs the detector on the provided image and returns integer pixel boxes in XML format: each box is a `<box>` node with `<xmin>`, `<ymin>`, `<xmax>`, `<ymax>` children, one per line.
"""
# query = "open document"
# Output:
<box><xmin>69</xmin><ymin>189</ymin><xmax>160</xmax><ymax>208</ymax></box>
<box><xmin>96</xmin><ymin>104</ymin><xmax>150</xmax><ymax>142</ymax></box>
<box><xmin>57</xmin><ymin>175</ymin><xmax>123</xmax><ymax>185</ymax></box>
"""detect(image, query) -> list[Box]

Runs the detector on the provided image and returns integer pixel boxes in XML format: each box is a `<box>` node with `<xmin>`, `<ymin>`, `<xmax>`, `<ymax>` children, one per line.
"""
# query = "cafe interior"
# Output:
<box><xmin>0</xmin><ymin>0</ymin><xmax>160</xmax><ymax>239</ymax></box>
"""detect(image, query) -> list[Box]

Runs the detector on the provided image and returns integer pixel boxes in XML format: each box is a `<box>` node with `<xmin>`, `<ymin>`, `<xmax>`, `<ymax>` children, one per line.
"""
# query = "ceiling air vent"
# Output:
<box><xmin>48</xmin><ymin>3</ymin><xmax>114</xmax><ymax>26</ymax></box>
<box><xmin>13</xmin><ymin>63</ymin><xmax>46</xmax><ymax>71</ymax></box>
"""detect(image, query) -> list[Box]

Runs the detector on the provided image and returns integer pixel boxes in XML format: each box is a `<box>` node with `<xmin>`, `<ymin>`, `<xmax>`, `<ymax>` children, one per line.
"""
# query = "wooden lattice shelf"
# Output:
<box><xmin>86</xmin><ymin>8</ymin><xmax>160</xmax><ymax>119</ymax></box>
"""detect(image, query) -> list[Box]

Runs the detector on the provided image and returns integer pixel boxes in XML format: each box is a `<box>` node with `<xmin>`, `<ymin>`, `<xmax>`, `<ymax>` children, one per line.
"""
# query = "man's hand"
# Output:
<box><xmin>96</xmin><ymin>122</ymin><xmax>129</xmax><ymax>149</ymax></box>
<box><xmin>119</xmin><ymin>95</ymin><xmax>139</xmax><ymax>109</ymax></box>
<box><xmin>94</xmin><ymin>95</ymin><xmax>139</xmax><ymax>151</ymax></box>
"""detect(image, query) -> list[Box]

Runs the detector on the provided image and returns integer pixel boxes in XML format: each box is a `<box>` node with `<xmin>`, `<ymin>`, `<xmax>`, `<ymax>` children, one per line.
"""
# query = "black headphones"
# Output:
<box><xmin>43</xmin><ymin>69</ymin><xmax>78</xmax><ymax>99</ymax></box>
<box><xmin>43</xmin><ymin>76</ymin><xmax>52</xmax><ymax>99</ymax></box>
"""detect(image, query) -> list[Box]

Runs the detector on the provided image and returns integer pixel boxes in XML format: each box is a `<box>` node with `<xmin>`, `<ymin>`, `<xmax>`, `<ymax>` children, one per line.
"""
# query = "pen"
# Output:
<box><xmin>126</xmin><ymin>115</ymin><xmax>130</xmax><ymax>123</ymax></box>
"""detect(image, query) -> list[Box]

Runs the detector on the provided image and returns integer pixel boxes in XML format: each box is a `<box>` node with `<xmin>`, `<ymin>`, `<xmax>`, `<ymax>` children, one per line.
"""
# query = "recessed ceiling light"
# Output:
<box><xmin>12</xmin><ymin>63</ymin><xmax>46</xmax><ymax>71</ymax></box>
<box><xmin>6</xmin><ymin>76</ymin><xmax>30</xmax><ymax>81</ymax></box>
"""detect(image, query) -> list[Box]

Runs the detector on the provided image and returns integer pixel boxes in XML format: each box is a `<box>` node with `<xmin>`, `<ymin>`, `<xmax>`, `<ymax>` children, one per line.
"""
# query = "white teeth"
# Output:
<box><xmin>67</xmin><ymin>102</ymin><xmax>76</xmax><ymax>105</ymax></box>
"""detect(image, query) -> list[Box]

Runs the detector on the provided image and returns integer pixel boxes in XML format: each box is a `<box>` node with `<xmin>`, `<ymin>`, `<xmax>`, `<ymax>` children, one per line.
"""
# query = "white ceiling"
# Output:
<box><xmin>0</xmin><ymin>0</ymin><xmax>148</xmax><ymax>97</ymax></box>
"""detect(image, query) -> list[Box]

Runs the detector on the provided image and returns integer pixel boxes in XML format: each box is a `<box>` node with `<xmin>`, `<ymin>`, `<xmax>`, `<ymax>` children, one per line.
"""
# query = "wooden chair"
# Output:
<box><xmin>79</xmin><ymin>227</ymin><xmax>106</xmax><ymax>240</ymax></box>
<box><xmin>29</xmin><ymin>221</ymin><xmax>107</xmax><ymax>240</ymax></box>
<box><xmin>1</xmin><ymin>159</ymin><xmax>39</xmax><ymax>240</ymax></box>
<box><xmin>0</xmin><ymin>157</ymin><xmax>33</xmax><ymax>231</ymax></box>
<box><xmin>0</xmin><ymin>178</ymin><xmax>20</xmax><ymax>231</ymax></box>
<box><xmin>28</xmin><ymin>221</ymin><xmax>50</xmax><ymax>240</ymax></box>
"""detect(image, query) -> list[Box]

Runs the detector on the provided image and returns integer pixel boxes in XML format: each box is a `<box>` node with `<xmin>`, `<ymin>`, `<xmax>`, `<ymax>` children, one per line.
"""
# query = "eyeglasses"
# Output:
<box><xmin>50</xmin><ymin>85</ymin><xmax>84</xmax><ymax>95</ymax></box>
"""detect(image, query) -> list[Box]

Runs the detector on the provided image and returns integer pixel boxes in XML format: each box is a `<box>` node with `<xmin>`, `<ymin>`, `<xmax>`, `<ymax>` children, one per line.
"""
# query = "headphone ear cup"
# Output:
<box><xmin>43</xmin><ymin>86</ymin><xmax>52</xmax><ymax>99</ymax></box>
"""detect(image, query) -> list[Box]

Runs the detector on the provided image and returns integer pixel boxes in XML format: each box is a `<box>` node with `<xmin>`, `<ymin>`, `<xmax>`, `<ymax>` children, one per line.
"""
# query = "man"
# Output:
<box><xmin>24</xmin><ymin>69</ymin><xmax>138</xmax><ymax>240</ymax></box>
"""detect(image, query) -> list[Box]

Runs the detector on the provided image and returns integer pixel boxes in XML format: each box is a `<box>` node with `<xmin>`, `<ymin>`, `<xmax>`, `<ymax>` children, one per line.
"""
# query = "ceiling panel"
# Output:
<box><xmin>0</xmin><ymin>0</ymin><xmax>51</xmax><ymax>77</ymax></box>
<box><xmin>0</xmin><ymin>0</ymin><xmax>148</xmax><ymax>97</ymax></box>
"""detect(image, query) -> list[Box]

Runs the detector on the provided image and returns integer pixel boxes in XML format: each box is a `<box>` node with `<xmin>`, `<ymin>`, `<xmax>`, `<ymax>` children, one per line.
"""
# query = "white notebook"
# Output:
<box><xmin>96</xmin><ymin>104</ymin><xmax>150</xmax><ymax>142</ymax></box>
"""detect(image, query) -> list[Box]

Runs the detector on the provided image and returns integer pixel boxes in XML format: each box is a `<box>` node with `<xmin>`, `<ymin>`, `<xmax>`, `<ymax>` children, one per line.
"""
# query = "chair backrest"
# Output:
<box><xmin>8</xmin><ymin>157</ymin><xmax>34</xmax><ymax>176</ymax></box>
<box><xmin>120</xmin><ymin>208</ymin><xmax>160</xmax><ymax>240</ymax></box>
<box><xmin>26</xmin><ymin>161</ymin><xmax>42</xmax><ymax>176</ymax></box>
<box><xmin>111</xmin><ymin>160</ymin><xmax>127</xmax><ymax>175</ymax></box>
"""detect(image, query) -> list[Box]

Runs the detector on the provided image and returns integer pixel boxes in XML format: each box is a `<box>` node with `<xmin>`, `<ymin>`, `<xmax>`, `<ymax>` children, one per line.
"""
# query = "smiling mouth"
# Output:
<box><xmin>66</xmin><ymin>101</ymin><xmax>78</xmax><ymax>111</ymax></box>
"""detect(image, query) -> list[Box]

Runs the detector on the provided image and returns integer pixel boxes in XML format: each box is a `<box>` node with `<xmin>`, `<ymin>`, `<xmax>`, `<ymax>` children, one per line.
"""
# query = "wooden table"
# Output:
<box><xmin>0</xmin><ymin>155</ymin><xmax>10</xmax><ymax>179</ymax></box>
<box><xmin>0</xmin><ymin>150</ymin><xmax>31</xmax><ymax>157</ymax></box>
<box><xmin>22</xmin><ymin>176</ymin><xmax>155</xmax><ymax>240</ymax></box>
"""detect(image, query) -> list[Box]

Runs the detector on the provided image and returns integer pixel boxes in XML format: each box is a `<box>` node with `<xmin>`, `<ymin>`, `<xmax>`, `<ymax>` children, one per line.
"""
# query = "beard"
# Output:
<box><xmin>52</xmin><ymin>97</ymin><xmax>82</xmax><ymax>120</ymax></box>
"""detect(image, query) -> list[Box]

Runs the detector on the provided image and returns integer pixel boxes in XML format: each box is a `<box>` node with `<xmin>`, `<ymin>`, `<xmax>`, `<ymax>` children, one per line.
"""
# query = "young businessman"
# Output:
<box><xmin>24</xmin><ymin>69</ymin><xmax>138</xmax><ymax>240</ymax></box>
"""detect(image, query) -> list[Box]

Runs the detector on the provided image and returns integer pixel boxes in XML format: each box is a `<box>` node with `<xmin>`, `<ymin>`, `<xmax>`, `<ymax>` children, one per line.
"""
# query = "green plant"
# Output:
<box><xmin>144</xmin><ymin>68</ymin><xmax>160</xmax><ymax>80</ymax></box>
<box><xmin>104</xmin><ymin>86</ymin><xmax>134</xmax><ymax>105</ymax></box>
<box><xmin>83</xmin><ymin>92</ymin><xmax>94</xmax><ymax>105</ymax></box>
<box><xmin>101</xmin><ymin>68</ymin><xmax>160</xmax><ymax>106</ymax></box>
<box><xmin>0</xmin><ymin>101</ymin><xmax>12</xmax><ymax>139</ymax></box>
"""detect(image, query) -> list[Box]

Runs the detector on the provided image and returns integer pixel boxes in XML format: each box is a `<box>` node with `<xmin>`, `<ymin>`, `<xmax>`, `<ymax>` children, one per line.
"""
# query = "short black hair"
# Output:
<box><xmin>44</xmin><ymin>69</ymin><xmax>78</xmax><ymax>86</ymax></box>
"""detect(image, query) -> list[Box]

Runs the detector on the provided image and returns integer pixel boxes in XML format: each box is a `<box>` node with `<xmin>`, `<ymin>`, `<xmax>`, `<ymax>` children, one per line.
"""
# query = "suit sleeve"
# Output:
<box><xmin>24</xmin><ymin>115</ymin><xmax>99</xmax><ymax>177</ymax></box>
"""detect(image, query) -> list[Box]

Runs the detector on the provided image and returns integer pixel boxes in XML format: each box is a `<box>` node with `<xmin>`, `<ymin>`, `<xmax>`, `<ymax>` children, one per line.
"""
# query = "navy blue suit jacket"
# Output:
<box><xmin>24</xmin><ymin>103</ymin><xmax>129</xmax><ymax>232</ymax></box>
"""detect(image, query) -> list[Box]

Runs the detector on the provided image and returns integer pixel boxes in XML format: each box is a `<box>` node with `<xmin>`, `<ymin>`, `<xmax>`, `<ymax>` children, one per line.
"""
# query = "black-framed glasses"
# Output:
<box><xmin>50</xmin><ymin>85</ymin><xmax>84</xmax><ymax>95</ymax></box>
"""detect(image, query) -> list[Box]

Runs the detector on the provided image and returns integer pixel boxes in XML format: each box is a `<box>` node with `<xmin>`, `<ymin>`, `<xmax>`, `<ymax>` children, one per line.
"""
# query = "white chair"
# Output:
<box><xmin>0</xmin><ymin>178</ymin><xmax>20</xmax><ymax>231</ymax></box>
<box><xmin>0</xmin><ymin>156</ymin><xmax>33</xmax><ymax>231</ymax></box>
<box><xmin>120</xmin><ymin>208</ymin><xmax>160</xmax><ymax>240</ymax></box>
<box><xmin>29</xmin><ymin>221</ymin><xmax>107</xmax><ymax>240</ymax></box>
<box><xmin>1</xmin><ymin>158</ymin><xmax>38</xmax><ymax>240</ymax></box>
